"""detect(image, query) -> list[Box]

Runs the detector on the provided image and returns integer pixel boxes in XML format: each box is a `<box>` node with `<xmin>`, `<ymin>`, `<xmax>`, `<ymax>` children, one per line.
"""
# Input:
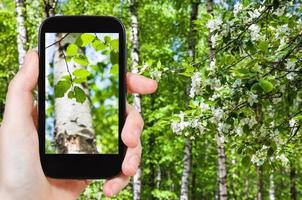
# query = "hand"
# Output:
<box><xmin>0</xmin><ymin>50</ymin><xmax>157</xmax><ymax>199</ymax></box>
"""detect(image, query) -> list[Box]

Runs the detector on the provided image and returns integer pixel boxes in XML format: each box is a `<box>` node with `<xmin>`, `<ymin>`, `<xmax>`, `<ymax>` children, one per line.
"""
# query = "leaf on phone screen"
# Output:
<box><xmin>110</xmin><ymin>51</ymin><xmax>118</xmax><ymax>65</ymax></box>
<box><xmin>66</xmin><ymin>44</ymin><xmax>78</xmax><ymax>56</ymax></box>
<box><xmin>80</xmin><ymin>33</ymin><xmax>95</xmax><ymax>47</ymax></box>
<box><xmin>92</xmin><ymin>39</ymin><xmax>107</xmax><ymax>51</ymax></box>
<box><xmin>110</xmin><ymin>39</ymin><xmax>119</xmax><ymax>52</ymax></box>
<box><xmin>54</xmin><ymin>80</ymin><xmax>71</xmax><ymax>98</ymax></box>
<box><xmin>74</xmin><ymin>54</ymin><xmax>89</xmax><ymax>66</ymax></box>
<box><xmin>110</xmin><ymin>64</ymin><xmax>119</xmax><ymax>74</ymax></box>
<box><xmin>74</xmin><ymin>86</ymin><xmax>86</xmax><ymax>103</ymax></box>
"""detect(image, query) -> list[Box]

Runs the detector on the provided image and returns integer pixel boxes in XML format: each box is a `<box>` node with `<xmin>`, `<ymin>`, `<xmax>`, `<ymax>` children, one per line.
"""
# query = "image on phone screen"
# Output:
<box><xmin>45</xmin><ymin>32</ymin><xmax>119</xmax><ymax>154</ymax></box>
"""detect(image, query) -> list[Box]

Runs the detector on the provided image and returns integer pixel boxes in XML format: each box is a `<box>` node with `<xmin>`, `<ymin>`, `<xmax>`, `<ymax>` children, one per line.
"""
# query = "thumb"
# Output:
<box><xmin>2</xmin><ymin>50</ymin><xmax>39</xmax><ymax>133</ymax></box>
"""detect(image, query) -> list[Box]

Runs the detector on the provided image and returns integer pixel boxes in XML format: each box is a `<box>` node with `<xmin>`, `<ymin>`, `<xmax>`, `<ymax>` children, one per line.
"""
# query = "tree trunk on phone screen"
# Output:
<box><xmin>130</xmin><ymin>1</ymin><xmax>142</xmax><ymax>199</ymax></box>
<box><xmin>15</xmin><ymin>0</ymin><xmax>28</xmax><ymax>68</ymax></box>
<box><xmin>53</xmin><ymin>33</ymin><xmax>97</xmax><ymax>154</ymax></box>
<box><xmin>180</xmin><ymin>3</ymin><xmax>198</xmax><ymax>200</ymax></box>
<box><xmin>269</xmin><ymin>174</ymin><xmax>275</xmax><ymax>200</ymax></box>
<box><xmin>206</xmin><ymin>0</ymin><xmax>228</xmax><ymax>199</ymax></box>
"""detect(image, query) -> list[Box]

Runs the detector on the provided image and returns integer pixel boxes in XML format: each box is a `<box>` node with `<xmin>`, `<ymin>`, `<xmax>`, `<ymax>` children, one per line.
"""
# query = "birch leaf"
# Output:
<box><xmin>80</xmin><ymin>33</ymin><xmax>95</xmax><ymax>47</ymax></box>
<box><xmin>92</xmin><ymin>39</ymin><xmax>106</xmax><ymax>51</ymax></box>
<box><xmin>74</xmin><ymin>86</ymin><xmax>86</xmax><ymax>103</ymax></box>
<box><xmin>66</xmin><ymin>44</ymin><xmax>78</xmax><ymax>56</ymax></box>
<box><xmin>110</xmin><ymin>64</ymin><xmax>119</xmax><ymax>74</ymax></box>
<box><xmin>110</xmin><ymin>39</ymin><xmax>119</xmax><ymax>52</ymax></box>
<box><xmin>73</xmin><ymin>68</ymin><xmax>91</xmax><ymax>79</ymax></box>
<box><xmin>54</xmin><ymin>80</ymin><xmax>71</xmax><ymax>98</ymax></box>
<box><xmin>74</xmin><ymin>54</ymin><xmax>89</xmax><ymax>66</ymax></box>
<box><xmin>110</xmin><ymin>51</ymin><xmax>118</xmax><ymax>65</ymax></box>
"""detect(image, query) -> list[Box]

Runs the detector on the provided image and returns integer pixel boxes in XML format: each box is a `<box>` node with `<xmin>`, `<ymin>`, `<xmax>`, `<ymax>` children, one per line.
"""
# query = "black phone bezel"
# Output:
<box><xmin>38</xmin><ymin>16</ymin><xmax>126</xmax><ymax>179</ymax></box>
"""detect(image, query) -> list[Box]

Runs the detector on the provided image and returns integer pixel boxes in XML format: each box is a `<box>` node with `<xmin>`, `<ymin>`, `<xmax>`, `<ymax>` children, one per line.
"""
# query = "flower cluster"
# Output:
<box><xmin>248</xmin><ymin>24</ymin><xmax>260</xmax><ymax>41</ymax></box>
<box><xmin>189</xmin><ymin>72</ymin><xmax>202</xmax><ymax>98</ymax></box>
<box><xmin>206</xmin><ymin>17</ymin><xmax>223</xmax><ymax>33</ymax></box>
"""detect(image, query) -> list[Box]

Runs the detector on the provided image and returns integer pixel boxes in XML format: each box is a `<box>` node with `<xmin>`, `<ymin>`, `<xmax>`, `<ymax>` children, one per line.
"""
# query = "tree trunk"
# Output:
<box><xmin>180</xmin><ymin>139</ymin><xmax>192</xmax><ymax>200</ymax></box>
<box><xmin>290</xmin><ymin>167</ymin><xmax>297</xmax><ymax>200</ymax></box>
<box><xmin>43</xmin><ymin>0</ymin><xmax>57</xmax><ymax>17</ymax></box>
<box><xmin>269</xmin><ymin>174</ymin><xmax>275</xmax><ymax>200</ymax></box>
<box><xmin>130</xmin><ymin>1</ymin><xmax>142</xmax><ymax>199</ymax></box>
<box><xmin>180</xmin><ymin>3</ymin><xmax>198</xmax><ymax>200</ymax></box>
<box><xmin>256</xmin><ymin>166</ymin><xmax>263</xmax><ymax>200</ymax></box>
<box><xmin>206</xmin><ymin>0</ymin><xmax>228</xmax><ymax>199</ymax></box>
<box><xmin>53</xmin><ymin>33</ymin><xmax>97</xmax><ymax>153</ymax></box>
<box><xmin>15</xmin><ymin>0</ymin><xmax>28</xmax><ymax>68</ymax></box>
<box><xmin>216</xmin><ymin>135</ymin><xmax>227</xmax><ymax>200</ymax></box>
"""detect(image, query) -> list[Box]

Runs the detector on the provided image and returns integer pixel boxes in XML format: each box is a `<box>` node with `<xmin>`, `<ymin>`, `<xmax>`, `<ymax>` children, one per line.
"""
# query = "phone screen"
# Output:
<box><xmin>45</xmin><ymin>32</ymin><xmax>119</xmax><ymax>154</ymax></box>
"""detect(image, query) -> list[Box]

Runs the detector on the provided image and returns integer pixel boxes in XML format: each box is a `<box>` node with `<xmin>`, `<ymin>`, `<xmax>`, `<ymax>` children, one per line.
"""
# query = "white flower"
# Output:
<box><xmin>207</xmin><ymin>17</ymin><xmax>223</xmax><ymax>32</ymax></box>
<box><xmin>217</xmin><ymin>122</ymin><xmax>231</xmax><ymax>133</ymax></box>
<box><xmin>150</xmin><ymin>69</ymin><xmax>162</xmax><ymax>81</ymax></box>
<box><xmin>189</xmin><ymin>72</ymin><xmax>202</xmax><ymax>98</ymax></box>
<box><xmin>200</xmin><ymin>102</ymin><xmax>210</xmax><ymax>110</ymax></box>
<box><xmin>235</xmin><ymin>127</ymin><xmax>243</xmax><ymax>136</ymax></box>
<box><xmin>207</xmin><ymin>78</ymin><xmax>221</xmax><ymax>90</ymax></box>
<box><xmin>248</xmin><ymin>24</ymin><xmax>260</xmax><ymax>41</ymax></box>
<box><xmin>275</xmin><ymin>24</ymin><xmax>289</xmax><ymax>38</ymax></box>
<box><xmin>248</xmin><ymin>9</ymin><xmax>261</xmax><ymax>19</ymax></box>
<box><xmin>248</xmin><ymin>117</ymin><xmax>257</xmax><ymax>128</ymax></box>
<box><xmin>274</xmin><ymin>7</ymin><xmax>285</xmax><ymax>17</ymax></box>
<box><xmin>248</xmin><ymin>93</ymin><xmax>258</xmax><ymax>106</ymax></box>
<box><xmin>232</xmin><ymin>79</ymin><xmax>241</xmax><ymax>88</ymax></box>
<box><xmin>213</xmin><ymin>107</ymin><xmax>224</xmax><ymax>122</ymax></box>
<box><xmin>289</xmin><ymin>119</ymin><xmax>296</xmax><ymax>127</ymax></box>
<box><xmin>285</xmin><ymin>60</ymin><xmax>297</xmax><ymax>80</ymax></box>
<box><xmin>209</xmin><ymin>59</ymin><xmax>216</xmax><ymax>70</ymax></box>
<box><xmin>277</xmin><ymin>154</ymin><xmax>289</xmax><ymax>166</ymax></box>
<box><xmin>210</xmin><ymin>34</ymin><xmax>217</xmax><ymax>48</ymax></box>
<box><xmin>233</xmin><ymin>3</ymin><xmax>243</xmax><ymax>16</ymax></box>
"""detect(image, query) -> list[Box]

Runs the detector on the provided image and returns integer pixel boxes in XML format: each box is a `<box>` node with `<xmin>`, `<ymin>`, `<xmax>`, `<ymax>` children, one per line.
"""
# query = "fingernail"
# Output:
<box><xmin>111</xmin><ymin>182</ymin><xmax>119</xmax><ymax>196</ymax></box>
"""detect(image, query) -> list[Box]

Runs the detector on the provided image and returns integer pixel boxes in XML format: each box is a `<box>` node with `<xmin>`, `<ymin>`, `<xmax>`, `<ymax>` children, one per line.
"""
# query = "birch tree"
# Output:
<box><xmin>206</xmin><ymin>0</ymin><xmax>227</xmax><ymax>199</ymax></box>
<box><xmin>180</xmin><ymin>2</ymin><xmax>199</xmax><ymax>200</ymax></box>
<box><xmin>130</xmin><ymin>0</ymin><xmax>142</xmax><ymax>199</ymax></box>
<box><xmin>15</xmin><ymin>0</ymin><xmax>28</xmax><ymax>68</ymax></box>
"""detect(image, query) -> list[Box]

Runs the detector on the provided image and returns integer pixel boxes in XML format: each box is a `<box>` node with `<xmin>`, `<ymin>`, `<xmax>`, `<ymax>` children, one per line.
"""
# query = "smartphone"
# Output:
<box><xmin>38</xmin><ymin>16</ymin><xmax>126</xmax><ymax>179</ymax></box>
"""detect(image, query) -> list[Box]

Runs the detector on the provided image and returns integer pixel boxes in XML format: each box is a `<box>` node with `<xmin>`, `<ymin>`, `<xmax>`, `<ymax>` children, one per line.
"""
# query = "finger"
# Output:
<box><xmin>32</xmin><ymin>103</ymin><xmax>38</xmax><ymax>129</ymax></box>
<box><xmin>2</xmin><ymin>50</ymin><xmax>39</xmax><ymax>131</ymax></box>
<box><xmin>103</xmin><ymin>174</ymin><xmax>130</xmax><ymax>197</ymax></box>
<box><xmin>121</xmin><ymin>140</ymin><xmax>142</xmax><ymax>177</ymax></box>
<box><xmin>126</xmin><ymin>72</ymin><xmax>158</xmax><ymax>94</ymax></box>
<box><xmin>121</xmin><ymin>104</ymin><xmax>144</xmax><ymax>148</ymax></box>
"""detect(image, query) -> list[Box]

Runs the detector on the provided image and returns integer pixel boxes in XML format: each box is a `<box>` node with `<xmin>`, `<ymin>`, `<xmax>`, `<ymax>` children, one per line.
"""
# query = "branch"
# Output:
<box><xmin>46</xmin><ymin>33</ymin><xmax>70</xmax><ymax>49</ymax></box>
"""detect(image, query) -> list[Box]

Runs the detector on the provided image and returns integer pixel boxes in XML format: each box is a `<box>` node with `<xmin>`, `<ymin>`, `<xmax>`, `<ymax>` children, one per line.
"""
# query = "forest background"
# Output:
<box><xmin>0</xmin><ymin>0</ymin><xmax>301</xmax><ymax>199</ymax></box>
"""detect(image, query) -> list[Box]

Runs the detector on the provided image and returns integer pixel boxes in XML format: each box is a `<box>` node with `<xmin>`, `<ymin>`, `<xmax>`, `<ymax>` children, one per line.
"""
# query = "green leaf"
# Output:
<box><xmin>54</xmin><ymin>80</ymin><xmax>71</xmax><ymax>98</ymax></box>
<box><xmin>259</xmin><ymin>79</ymin><xmax>274</xmax><ymax>93</ymax></box>
<box><xmin>110</xmin><ymin>64</ymin><xmax>119</xmax><ymax>74</ymax></box>
<box><xmin>73</xmin><ymin>68</ymin><xmax>91</xmax><ymax>79</ymax></box>
<box><xmin>104</xmin><ymin>35</ymin><xmax>111</xmax><ymax>44</ymax></box>
<box><xmin>80</xmin><ymin>33</ymin><xmax>95</xmax><ymax>47</ymax></box>
<box><xmin>66</xmin><ymin>44</ymin><xmax>78</xmax><ymax>56</ymax></box>
<box><xmin>74</xmin><ymin>54</ymin><xmax>89</xmax><ymax>66</ymax></box>
<box><xmin>67</xmin><ymin>90</ymin><xmax>75</xmax><ymax>99</ymax></box>
<box><xmin>110</xmin><ymin>51</ymin><xmax>118</xmax><ymax>65</ymax></box>
<box><xmin>110</xmin><ymin>39</ymin><xmax>118</xmax><ymax>52</ymax></box>
<box><xmin>258</xmin><ymin>41</ymin><xmax>268</xmax><ymax>54</ymax></box>
<box><xmin>92</xmin><ymin>39</ymin><xmax>106</xmax><ymax>51</ymax></box>
<box><xmin>74</xmin><ymin>86</ymin><xmax>86</xmax><ymax>103</ymax></box>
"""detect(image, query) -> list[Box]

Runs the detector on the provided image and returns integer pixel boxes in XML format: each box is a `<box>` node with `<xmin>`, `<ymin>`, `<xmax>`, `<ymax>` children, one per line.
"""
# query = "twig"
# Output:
<box><xmin>46</xmin><ymin>33</ymin><xmax>70</xmax><ymax>49</ymax></box>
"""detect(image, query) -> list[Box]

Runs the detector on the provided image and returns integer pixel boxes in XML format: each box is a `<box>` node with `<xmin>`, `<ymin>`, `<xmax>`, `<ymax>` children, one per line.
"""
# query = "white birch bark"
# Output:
<box><xmin>269</xmin><ymin>174</ymin><xmax>275</xmax><ymax>200</ymax></box>
<box><xmin>180</xmin><ymin>139</ymin><xmax>192</xmax><ymax>200</ymax></box>
<box><xmin>130</xmin><ymin>1</ymin><xmax>142</xmax><ymax>199</ymax></box>
<box><xmin>15</xmin><ymin>0</ymin><xmax>28</xmax><ymax>68</ymax></box>
<box><xmin>180</xmin><ymin>3</ymin><xmax>198</xmax><ymax>200</ymax></box>
<box><xmin>53</xmin><ymin>33</ymin><xmax>97</xmax><ymax>154</ymax></box>
<box><xmin>206</xmin><ymin>0</ymin><xmax>228</xmax><ymax>199</ymax></box>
